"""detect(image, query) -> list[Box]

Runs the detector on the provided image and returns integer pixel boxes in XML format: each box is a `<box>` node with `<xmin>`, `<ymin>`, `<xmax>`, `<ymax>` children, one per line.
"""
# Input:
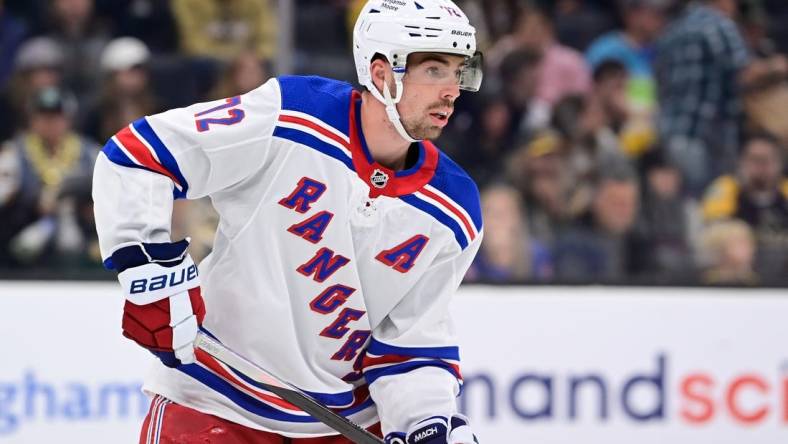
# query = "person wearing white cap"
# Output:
<box><xmin>14</xmin><ymin>37</ymin><xmax>65</xmax><ymax>73</ymax></box>
<box><xmin>45</xmin><ymin>0</ymin><xmax>109</xmax><ymax>117</ymax></box>
<box><xmin>82</xmin><ymin>37</ymin><xmax>157</xmax><ymax>142</ymax></box>
<box><xmin>99</xmin><ymin>36</ymin><xmax>151</xmax><ymax>73</ymax></box>
<box><xmin>0</xmin><ymin>37</ymin><xmax>65</xmax><ymax>142</ymax></box>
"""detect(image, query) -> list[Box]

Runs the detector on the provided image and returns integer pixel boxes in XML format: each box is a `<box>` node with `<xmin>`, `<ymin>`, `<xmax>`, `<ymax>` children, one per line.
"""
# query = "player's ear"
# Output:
<box><xmin>369</xmin><ymin>57</ymin><xmax>393</xmax><ymax>97</ymax></box>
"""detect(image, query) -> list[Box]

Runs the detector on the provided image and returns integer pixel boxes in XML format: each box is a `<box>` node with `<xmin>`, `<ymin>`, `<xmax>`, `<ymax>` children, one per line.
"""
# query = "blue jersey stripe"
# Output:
<box><xmin>428</xmin><ymin>152</ymin><xmax>483</xmax><ymax>233</ymax></box>
<box><xmin>102</xmin><ymin>138</ymin><xmax>135</xmax><ymax>168</ymax></box>
<box><xmin>273</xmin><ymin>126</ymin><xmax>354</xmax><ymax>170</ymax></box>
<box><xmin>230</xmin><ymin>366</ymin><xmax>357</xmax><ymax>408</ymax></box>
<box><xmin>277</xmin><ymin>76</ymin><xmax>353</xmax><ymax>136</ymax></box>
<box><xmin>178</xmin><ymin>363</ymin><xmax>374</xmax><ymax>422</ymax></box>
<box><xmin>399</xmin><ymin>194</ymin><xmax>469</xmax><ymax>249</ymax></box>
<box><xmin>132</xmin><ymin>117</ymin><xmax>189</xmax><ymax>199</ymax></box>
<box><xmin>101</xmin><ymin>139</ymin><xmax>183</xmax><ymax>200</ymax></box>
<box><xmin>364</xmin><ymin>360</ymin><xmax>461</xmax><ymax>387</ymax></box>
<box><xmin>198</xmin><ymin>327</ymin><xmax>361</xmax><ymax>408</ymax></box>
<box><xmin>367</xmin><ymin>338</ymin><xmax>460</xmax><ymax>360</ymax></box>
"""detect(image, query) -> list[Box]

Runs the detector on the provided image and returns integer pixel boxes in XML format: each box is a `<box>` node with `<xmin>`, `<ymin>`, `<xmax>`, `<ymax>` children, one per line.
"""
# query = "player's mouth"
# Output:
<box><xmin>428</xmin><ymin>110</ymin><xmax>451</xmax><ymax>127</ymax></box>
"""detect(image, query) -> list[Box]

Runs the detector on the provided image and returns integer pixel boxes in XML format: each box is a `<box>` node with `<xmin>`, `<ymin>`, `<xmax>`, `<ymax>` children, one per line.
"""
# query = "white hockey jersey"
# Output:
<box><xmin>93</xmin><ymin>75</ymin><xmax>483</xmax><ymax>437</ymax></box>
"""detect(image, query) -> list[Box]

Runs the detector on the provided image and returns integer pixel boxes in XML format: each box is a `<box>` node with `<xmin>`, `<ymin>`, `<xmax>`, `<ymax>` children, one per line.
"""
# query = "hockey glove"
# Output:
<box><xmin>385</xmin><ymin>414</ymin><xmax>479</xmax><ymax>444</ymax></box>
<box><xmin>109</xmin><ymin>239</ymin><xmax>205</xmax><ymax>368</ymax></box>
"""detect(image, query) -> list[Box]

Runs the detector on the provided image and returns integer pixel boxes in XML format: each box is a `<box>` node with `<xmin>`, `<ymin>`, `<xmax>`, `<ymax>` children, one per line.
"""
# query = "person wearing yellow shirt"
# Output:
<box><xmin>702</xmin><ymin>131</ymin><xmax>788</xmax><ymax>280</ymax></box>
<box><xmin>171</xmin><ymin>0</ymin><xmax>277</xmax><ymax>62</ymax></box>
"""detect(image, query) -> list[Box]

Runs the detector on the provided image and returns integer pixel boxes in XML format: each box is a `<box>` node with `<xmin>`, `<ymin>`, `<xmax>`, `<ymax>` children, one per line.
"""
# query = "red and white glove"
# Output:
<box><xmin>108</xmin><ymin>239</ymin><xmax>205</xmax><ymax>367</ymax></box>
<box><xmin>385</xmin><ymin>415</ymin><xmax>479</xmax><ymax>444</ymax></box>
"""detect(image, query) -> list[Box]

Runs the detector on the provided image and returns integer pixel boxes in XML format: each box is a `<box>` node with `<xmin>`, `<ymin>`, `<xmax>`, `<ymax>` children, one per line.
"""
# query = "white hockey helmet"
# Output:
<box><xmin>353</xmin><ymin>0</ymin><xmax>483</xmax><ymax>142</ymax></box>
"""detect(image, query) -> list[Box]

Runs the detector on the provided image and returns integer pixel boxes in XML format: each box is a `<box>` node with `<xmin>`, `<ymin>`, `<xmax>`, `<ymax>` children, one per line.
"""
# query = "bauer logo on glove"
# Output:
<box><xmin>128</xmin><ymin>263</ymin><xmax>198</xmax><ymax>294</ymax></box>
<box><xmin>109</xmin><ymin>239</ymin><xmax>205</xmax><ymax>368</ymax></box>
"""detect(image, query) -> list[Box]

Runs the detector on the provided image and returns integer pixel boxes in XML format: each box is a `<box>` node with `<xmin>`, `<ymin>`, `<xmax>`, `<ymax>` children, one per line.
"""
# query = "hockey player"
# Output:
<box><xmin>93</xmin><ymin>1</ymin><xmax>484</xmax><ymax>442</ymax></box>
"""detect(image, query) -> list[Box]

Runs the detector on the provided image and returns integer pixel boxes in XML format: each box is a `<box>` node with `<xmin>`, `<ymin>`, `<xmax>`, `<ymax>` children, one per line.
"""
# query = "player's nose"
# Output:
<box><xmin>441</xmin><ymin>83</ymin><xmax>461</xmax><ymax>101</ymax></box>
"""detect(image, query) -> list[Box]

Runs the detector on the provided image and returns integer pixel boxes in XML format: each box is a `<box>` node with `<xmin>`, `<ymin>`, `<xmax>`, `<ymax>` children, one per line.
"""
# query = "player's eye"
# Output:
<box><xmin>426</xmin><ymin>66</ymin><xmax>442</xmax><ymax>78</ymax></box>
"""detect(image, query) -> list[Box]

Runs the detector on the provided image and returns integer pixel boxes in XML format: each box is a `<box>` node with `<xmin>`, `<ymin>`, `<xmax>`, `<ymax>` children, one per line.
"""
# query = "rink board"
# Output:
<box><xmin>0</xmin><ymin>282</ymin><xmax>786</xmax><ymax>443</ymax></box>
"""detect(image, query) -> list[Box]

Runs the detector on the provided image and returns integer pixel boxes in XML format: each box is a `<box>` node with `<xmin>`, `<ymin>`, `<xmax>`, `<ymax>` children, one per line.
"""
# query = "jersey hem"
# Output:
<box><xmin>142</xmin><ymin>379</ymin><xmax>380</xmax><ymax>438</ymax></box>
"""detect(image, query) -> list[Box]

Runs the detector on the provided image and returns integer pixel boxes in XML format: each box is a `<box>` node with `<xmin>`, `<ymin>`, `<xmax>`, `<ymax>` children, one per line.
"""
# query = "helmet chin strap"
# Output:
<box><xmin>371</xmin><ymin>75</ymin><xmax>421</xmax><ymax>143</ymax></box>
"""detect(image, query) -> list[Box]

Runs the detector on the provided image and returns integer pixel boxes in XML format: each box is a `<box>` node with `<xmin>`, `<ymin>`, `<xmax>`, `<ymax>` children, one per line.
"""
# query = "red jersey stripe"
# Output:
<box><xmin>115</xmin><ymin>126</ymin><xmax>184</xmax><ymax>188</ymax></box>
<box><xmin>419</xmin><ymin>187</ymin><xmax>476</xmax><ymax>241</ymax></box>
<box><xmin>278</xmin><ymin>115</ymin><xmax>350</xmax><ymax>149</ymax></box>
<box><xmin>195</xmin><ymin>349</ymin><xmax>305</xmax><ymax>412</ymax></box>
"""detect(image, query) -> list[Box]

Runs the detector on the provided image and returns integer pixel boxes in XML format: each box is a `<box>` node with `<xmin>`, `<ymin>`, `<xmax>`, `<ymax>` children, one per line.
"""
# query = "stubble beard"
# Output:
<box><xmin>402</xmin><ymin>117</ymin><xmax>443</xmax><ymax>140</ymax></box>
<box><xmin>396</xmin><ymin>99</ymin><xmax>453</xmax><ymax>141</ymax></box>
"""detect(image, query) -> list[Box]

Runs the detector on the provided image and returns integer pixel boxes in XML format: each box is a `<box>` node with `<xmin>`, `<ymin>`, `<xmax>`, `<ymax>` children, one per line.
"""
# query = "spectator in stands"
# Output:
<box><xmin>94</xmin><ymin>0</ymin><xmax>178</xmax><ymax>53</ymax></box>
<box><xmin>43</xmin><ymin>0</ymin><xmax>110</xmax><ymax>112</ymax></box>
<box><xmin>82</xmin><ymin>37</ymin><xmax>158</xmax><ymax>142</ymax></box>
<box><xmin>487</xmin><ymin>5</ymin><xmax>591</xmax><ymax>129</ymax></box>
<box><xmin>699</xmin><ymin>219</ymin><xmax>758</xmax><ymax>285</ymax></box>
<box><xmin>702</xmin><ymin>131</ymin><xmax>788</xmax><ymax>281</ymax></box>
<box><xmin>467</xmin><ymin>183</ymin><xmax>553</xmax><ymax>282</ymax></box>
<box><xmin>580</xmin><ymin>60</ymin><xmax>631</xmax><ymax>157</ymax></box>
<box><xmin>507</xmin><ymin>130</ymin><xmax>574</xmax><ymax>244</ymax></box>
<box><xmin>655</xmin><ymin>0</ymin><xmax>750</xmax><ymax>195</ymax></box>
<box><xmin>461</xmin><ymin>0</ymin><xmax>521</xmax><ymax>44</ymax></box>
<box><xmin>440</xmin><ymin>90</ymin><xmax>518</xmax><ymax>186</ymax></box>
<box><xmin>453</xmin><ymin>1</ymin><xmax>494</xmax><ymax>50</ymax></box>
<box><xmin>553</xmin><ymin>158</ymin><xmax>640</xmax><ymax>281</ymax></box>
<box><xmin>208</xmin><ymin>49</ymin><xmax>269</xmax><ymax>100</ymax></box>
<box><xmin>589</xmin><ymin>59</ymin><xmax>656</xmax><ymax>159</ymax></box>
<box><xmin>0</xmin><ymin>0</ymin><xmax>27</xmax><ymax>87</ymax></box>
<box><xmin>740</xmin><ymin>55</ymin><xmax>788</xmax><ymax>148</ymax></box>
<box><xmin>552</xmin><ymin>0</ymin><xmax>616</xmax><ymax>51</ymax></box>
<box><xmin>497</xmin><ymin>48</ymin><xmax>543</xmax><ymax>140</ymax></box>
<box><xmin>736</xmin><ymin>3</ymin><xmax>788</xmax><ymax>147</ymax></box>
<box><xmin>552</xmin><ymin>60</ymin><xmax>644</xmax><ymax>216</ymax></box>
<box><xmin>630</xmin><ymin>147</ymin><xmax>700</xmax><ymax>278</ymax></box>
<box><xmin>171</xmin><ymin>0</ymin><xmax>277</xmax><ymax>62</ymax></box>
<box><xmin>0</xmin><ymin>86</ymin><xmax>99</xmax><ymax>268</ymax></box>
<box><xmin>585</xmin><ymin>0</ymin><xmax>667</xmax><ymax>112</ymax></box>
<box><xmin>0</xmin><ymin>37</ymin><xmax>64</xmax><ymax>142</ymax></box>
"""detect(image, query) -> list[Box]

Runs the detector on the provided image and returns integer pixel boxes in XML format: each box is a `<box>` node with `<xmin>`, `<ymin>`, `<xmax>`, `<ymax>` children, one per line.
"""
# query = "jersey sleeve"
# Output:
<box><xmin>93</xmin><ymin>78</ymin><xmax>281</xmax><ymax>264</ymax></box>
<box><xmin>364</xmin><ymin>233</ymin><xmax>483</xmax><ymax>436</ymax></box>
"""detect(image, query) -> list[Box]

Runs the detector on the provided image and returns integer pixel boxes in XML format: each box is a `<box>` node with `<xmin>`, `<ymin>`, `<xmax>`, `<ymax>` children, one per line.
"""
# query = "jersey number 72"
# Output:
<box><xmin>194</xmin><ymin>96</ymin><xmax>245</xmax><ymax>132</ymax></box>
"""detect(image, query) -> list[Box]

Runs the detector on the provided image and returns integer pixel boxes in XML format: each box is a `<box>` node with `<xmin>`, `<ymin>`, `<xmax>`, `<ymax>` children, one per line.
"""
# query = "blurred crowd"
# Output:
<box><xmin>0</xmin><ymin>0</ymin><xmax>786</xmax><ymax>285</ymax></box>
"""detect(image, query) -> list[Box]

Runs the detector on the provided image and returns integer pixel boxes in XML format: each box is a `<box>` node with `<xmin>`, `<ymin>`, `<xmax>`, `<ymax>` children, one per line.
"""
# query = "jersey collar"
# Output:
<box><xmin>349</xmin><ymin>90</ymin><xmax>438</xmax><ymax>198</ymax></box>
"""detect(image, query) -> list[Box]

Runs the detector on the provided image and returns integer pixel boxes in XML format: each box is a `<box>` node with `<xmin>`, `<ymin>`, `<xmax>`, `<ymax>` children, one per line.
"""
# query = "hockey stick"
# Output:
<box><xmin>194</xmin><ymin>332</ymin><xmax>384</xmax><ymax>444</ymax></box>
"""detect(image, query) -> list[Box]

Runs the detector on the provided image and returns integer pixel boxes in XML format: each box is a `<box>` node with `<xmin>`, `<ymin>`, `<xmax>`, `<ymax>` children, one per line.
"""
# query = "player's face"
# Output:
<box><xmin>398</xmin><ymin>53</ymin><xmax>465</xmax><ymax>140</ymax></box>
